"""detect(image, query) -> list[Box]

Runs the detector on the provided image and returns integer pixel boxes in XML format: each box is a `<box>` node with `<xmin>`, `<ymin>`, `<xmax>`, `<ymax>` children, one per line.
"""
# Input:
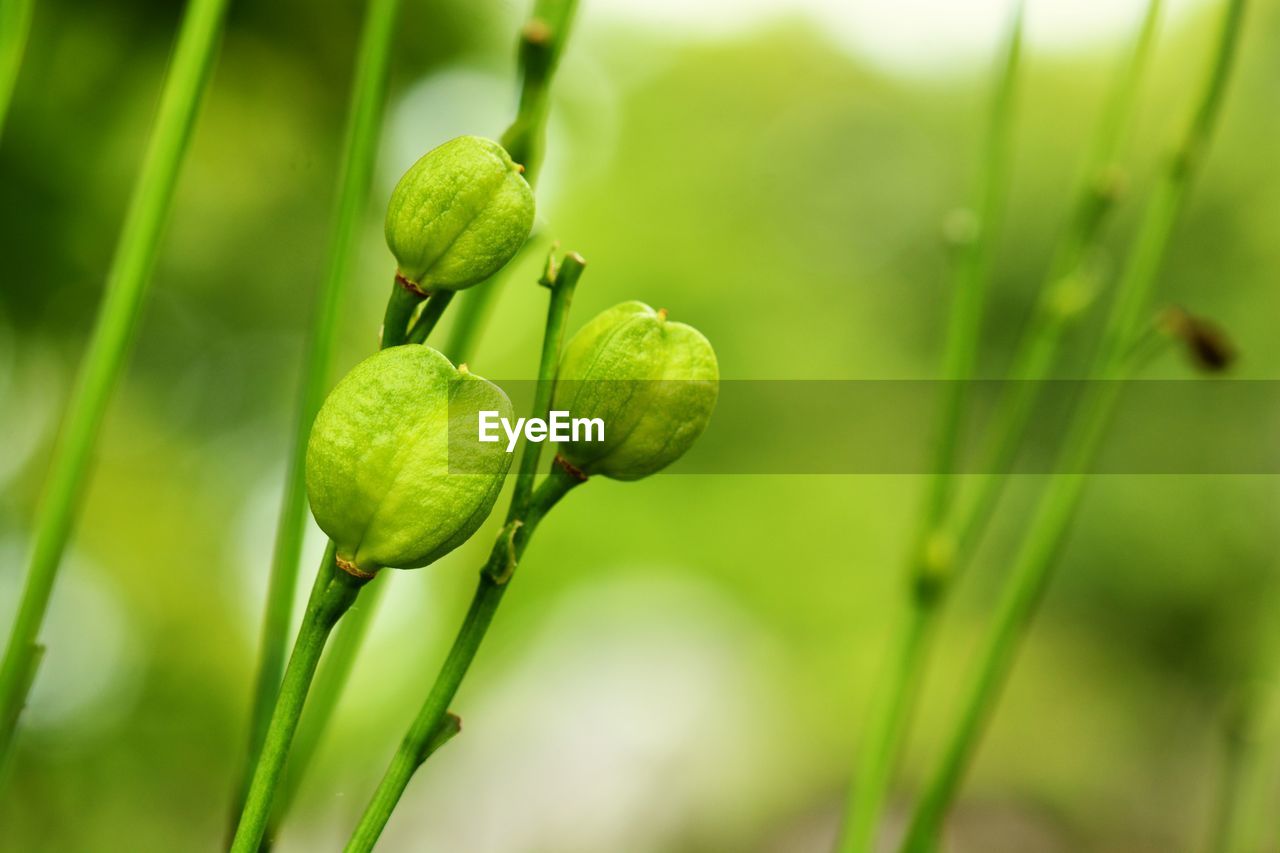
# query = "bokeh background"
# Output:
<box><xmin>2</xmin><ymin>0</ymin><xmax>1279</xmax><ymax>850</ymax></box>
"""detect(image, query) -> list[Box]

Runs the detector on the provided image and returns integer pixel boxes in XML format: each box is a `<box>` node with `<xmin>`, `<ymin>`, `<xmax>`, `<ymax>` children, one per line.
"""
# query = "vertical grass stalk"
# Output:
<box><xmin>443</xmin><ymin>0</ymin><xmax>578</xmax><ymax>362</ymax></box>
<box><xmin>231</xmin><ymin>0</ymin><xmax>403</xmax><ymax>827</ymax></box>
<box><xmin>948</xmin><ymin>0</ymin><xmax>1162</xmax><ymax>562</ymax></box>
<box><xmin>900</xmin><ymin>1</ymin><xmax>1248</xmax><ymax>846</ymax></box>
<box><xmin>345</xmin><ymin>254</ymin><xmax>587</xmax><ymax>851</ymax></box>
<box><xmin>837</xmin><ymin>8</ymin><xmax>1024</xmax><ymax>850</ymax></box>
<box><xmin>0</xmin><ymin>0</ymin><xmax>34</xmax><ymax>139</ymax></box>
<box><xmin>0</xmin><ymin>0</ymin><xmax>229</xmax><ymax>761</ymax></box>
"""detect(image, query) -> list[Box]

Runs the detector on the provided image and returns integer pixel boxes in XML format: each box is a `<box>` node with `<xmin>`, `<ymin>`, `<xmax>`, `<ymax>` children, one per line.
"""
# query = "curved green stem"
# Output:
<box><xmin>901</xmin><ymin>0</ymin><xmax>1247</xmax><ymax>846</ymax></box>
<box><xmin>405</xmin><ymin>290</ymin><xmax>455</xmax><ymax>345</ymax></box>
<box><xmin>444</xmin><ymin>0</ymin><xmax>578</xmax><ymax>362</ymax></box>
<box><xmin>0</xmin><ymin>0</ymin><xmax>228</xmax><ymax>763</ymax></box>
<box><xmin>0</xmin><ymin>0</ymin><xmax>34</xmax><ymax>140</ymax></box>
<box><xmin>440</xmin><ymin>241</ymin><xmax>541</xmax><ymax>364</ymax></box>
<box><xmin>837</xmin><ymin>8</ymin><xmax>1024</xmax><ymax>850</ymax></box>
<box><xmin>231</xmin><ymin>546</ymin><xmax>368</xmax><ymax>852</ymax></box>
<box><xmin>263</xmin><ymin>286</ymin><xmax>450</xmax><ymax>839</ymax></box>
<box><xmin>382</xmin><ymin>280</ymin><xmax>425</xmax><ymax>348</ymax></box>
<box><xmin>256</xmin><ymin>2</ymin><xmax>581</xmax><ymax>836</ymax></box>
<box><xmin>510</xmin><ymin>251</ymin><xmax>583</xmax><ymax>517</ymax></box>
<box><xmin>269</xmin><ymin>572</ymin><xmax>391</xmax><ymax>828</ymax></box>
<box><xmin>345</xmin><ymin>467</ymin><xmax>582</xmax><ymax>852</ymax></box>
<box><xmin>344</xmin><ymin>252</ymin><xmax>585</xmax><ymax>849</ymax></box>
<box><xmin>232</xmin><ymin>0</ymin><xmax>403</xmax><ymax>831</ymax></box>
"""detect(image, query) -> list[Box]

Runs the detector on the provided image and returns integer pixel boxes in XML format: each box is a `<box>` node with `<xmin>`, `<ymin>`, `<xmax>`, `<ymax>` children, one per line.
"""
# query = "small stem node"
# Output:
<box><xmin>484</xmin><ymin>521</ymin><xmax>525</xmax><ymax>585</ymax></box>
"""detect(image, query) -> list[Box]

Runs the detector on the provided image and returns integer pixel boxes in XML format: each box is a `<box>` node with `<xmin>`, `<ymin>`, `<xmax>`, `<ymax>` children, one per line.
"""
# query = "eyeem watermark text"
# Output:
<box><xmin>478</xmin><ymin>410</ymin><xmax>605</xmax><ymax>453</ymax></box>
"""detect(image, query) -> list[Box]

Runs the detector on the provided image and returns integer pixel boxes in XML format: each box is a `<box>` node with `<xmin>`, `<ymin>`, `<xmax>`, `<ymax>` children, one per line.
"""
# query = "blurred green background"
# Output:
<box><xmin>2</xmin><ymin>0</ymin><xmax>1279</xmax><ymax>850</ymax></box>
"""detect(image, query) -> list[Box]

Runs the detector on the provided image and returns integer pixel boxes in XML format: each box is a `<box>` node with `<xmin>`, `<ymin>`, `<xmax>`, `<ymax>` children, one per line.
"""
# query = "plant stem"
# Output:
<box><xmin>439</xmin><ymin>246</ymin><xmax>531</xmax><ymax>364</ymax></box>
<box><xmin>841</xmin><ymin>3</ymin><xmax>1166</xmax><ymax>845</ymax></box>
<box><xmin>262</xmin><ymin>286</ymin><xmax>451</xmax><ymax>839</ymax></box>
<box><xmin>382</xmin><ymin>279</ymin><xmax>425</xmax><ymax>348</ymax></box>
<box><xmin>231</xmin><ymin>545</ymin><xmax>368</xmax><ymax>853</ymax></box>
<box><xmin>0</xmin><ymin>0</ymin><xmax>228</xmax><ymax>763</ymax></box>
<box><xmin>346</xmin><ymin>465</ymin><xmax>583</xmax><ymax>852</ymax></box>
<box><xmin>500</xmin><ymin>0</ymin><xmax>578</xmax><ymax>185</ymax></box>
<box><xmin>231</xmin><ymin>0</ymin><xmax>402</xmax><ymax>830</ymax></box>
<box><xmin>256</xmin><ymin>2</ymin><xmax>580</xmax><ymax>834</ymax></box>
<box><xmin>0</xmin><ymin>0</ymin><xmax>34</xmax><ymax>140</ymax></box>
<box><xmin>842</xmin><ymin>9</ymin><xmax>1161</xmax><ymax>841</ymax></box>
<box><xmin>405</xmin><ymin>290</ymin><xmax>455</xmax><ymax>345</ymax></box>
<box><xmin>444</xmin><ymin>0</ymin><xmax>578</xmax><ymax>363</ymax></box>
<box><xmin>510</xmin><ymin>251</ymin><xmax>583</xmax><ymax>517</ymax></box>
<box><xmin>837</xmin><ymin>9</ymin><xmax>1024</xmax><ymax>850</ymax></box>
<box><xmin>344</xmin><ymin>252</ymin><xmax>585</xmax><ymax>849</ymax></box>
<box><xmin>901</xmin><ymin>1</ymin><xmax>1247</xmax><ymax>846</ymax></box>
<box><xmin>949</xmin><ymin>0</ymin><xmax>1162</xmax><ymax>562</ymax></box>
<box><xmin>270</xmin><ymin>570</ymin><xmax>390</xmax><ymax>826</ymax></box>
<box><xmin>922</xmin><ymin>2</ymin><xmax>1024</xmax><ymax>531</ymax></box>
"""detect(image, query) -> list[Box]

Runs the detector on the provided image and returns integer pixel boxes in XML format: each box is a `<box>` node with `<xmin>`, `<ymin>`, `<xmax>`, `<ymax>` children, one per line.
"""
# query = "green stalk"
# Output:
<box><xmin>950</xmin><ymin>0</ymin><xmax>1163</xmax><ymax>562</ymax></box>
<box><xmin>837</xmin><ymin>9</ymin><xmax>1024</xmax><ymax>850</ymax></box>
<box><xmin>405</xmin><ymin>290</ymin><xmax>455</xmax><ymax>344</ymax></box>
<box><xmin>0</xmin><ymin>0</ymin><xmax>34</xmax><ymax>139</ymax></box>
<box><xmin>263</xmin><ymin>3</ymin><xmax>582</xmax><ymax>826</ymax></box>
<box><xmin>263</xmin><ymin>288</ymin><xmax>449</xmax><ymax>838</ymax></box>
<box><xmin>443</xmin><ymin>0</ymin><xmax>578</xmax><ymax>363</ymax></box>
<box><xmin>901</xmin><ymin>1</ymin><xmax>1248</xmax><ymax>846</ymax></box>
<box><xmin>231</xmin><ymin>546</ymin><xmax>369</xmax><ymax>853</ymax></box>
<box><xmin>0</xmin><ymin>0</ymin><xmax>228</xmax><ymax>762</ymax></box>
<box><xmin>344</xmin><ymin>254</ymin><xmax>586</xmax><ymax>850</ymax></box>
<box><xmin>840</xmin><ymin>9</ymin><xmax>1163</xmax><ymax>846</ymax></box>
<box><xmin>231</xmin><ymin>0</ymin><xmax>403</xmax><ymax>829</ymax></box>
<box><xmin>840</xmin><ymin>4</ymin><xmax>1167</xmax><ymax>846</ymax></box>
<box><xmin>509</xmin><ymin>250</ymin><xmax>581</xmax><ymax>516</ymax></box>
<box><xmin>346</xmin><ymin>467</ymin><xmax>582</xmax><ymax>852</ymax></box>
<box><xmin>382</xmin><ymin>279</ymin><xmax>426</xmax><ymax>348</ymax></box>
<box><xmin>440</xmin><ymin>275</ymin><xmax>492</xmax><ymax>363</ymax></box>
<box><xmin>269</xmin><ymin>570</ymin><xmax>390</xmax><ymax>826</ymax></box>
<box><xmin>259</xmin><ymin>287</ymin><xmax>450</xmax><ymax>839</ymax></box>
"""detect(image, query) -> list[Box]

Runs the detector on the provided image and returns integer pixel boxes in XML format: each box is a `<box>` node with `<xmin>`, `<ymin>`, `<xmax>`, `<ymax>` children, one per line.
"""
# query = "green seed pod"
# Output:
<box><xmin>306</xmin><ymin>345</ymin><xmax>513</xmax><ymax>575</ymax></box>
<box><xmin>385</xmin><ymin>136</ymin><xmax>535</xmax><ymax>293</ymax></box>
<box><xmin>553</xmin><ymin>301</ymin><xmax>718</xmax><ymax>481</ymax></box>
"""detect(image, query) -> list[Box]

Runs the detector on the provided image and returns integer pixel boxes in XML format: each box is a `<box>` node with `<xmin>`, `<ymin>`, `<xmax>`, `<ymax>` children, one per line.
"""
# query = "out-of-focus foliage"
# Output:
<box><xmin>1</xmin><ymin>0</ymin><xmax>1278</xmax><ymax>850</ymax></box>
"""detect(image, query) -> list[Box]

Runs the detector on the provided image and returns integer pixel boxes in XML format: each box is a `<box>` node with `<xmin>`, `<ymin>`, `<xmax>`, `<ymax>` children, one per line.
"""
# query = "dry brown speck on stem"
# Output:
<box><xmin>1161</xmin><ymin>306</ymin><xmax>1237</xmax><ymax>372</ymax></box>
<box><xmin>523</xmin><ymin>19</ymin><xmax>552</xmax><ymax>45</ymax></box>
<box><xmin>554</xmin><ymin>453</ymin><xmax>588</xmax><ymax>482</ymax></box>
<box><xmin>335</xmin><ymin>556</ymin><xmax>376</xmax><ymax>580</ymax></box>
<box><xmin>394</xmin><ymin>270</ymin><xmax>428</xmax><ymax>297</ymax></box>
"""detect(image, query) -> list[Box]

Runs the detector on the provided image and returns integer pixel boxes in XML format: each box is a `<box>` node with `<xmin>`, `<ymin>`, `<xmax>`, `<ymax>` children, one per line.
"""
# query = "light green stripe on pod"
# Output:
<box><xmin>305</xmin><ymin>345</ymin><xmax>513</xmax><ymax>574</ymax></box>
<box><xmin>554</xmin><ymin>301</ymin><xmax>718</xmax><ymax>480</ymax></box>
<box><xmin>385</xmin><ymin>135</ymin><xmax>535</xmax><ymax>292</ymax></box>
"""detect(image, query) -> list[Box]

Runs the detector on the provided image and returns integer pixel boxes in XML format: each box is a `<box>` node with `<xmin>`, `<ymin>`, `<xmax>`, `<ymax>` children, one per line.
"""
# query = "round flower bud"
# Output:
<box><xmin>385</xmin><ymin>136</ymin><xmax>535</xmax><ymax>293</ymax></box>
<box><xmin>553</xmin><ymin>301</ymin><xmax>718</xmax><ymax>480</ymax></box>
<box><xmin>306</xmin><ymin>345</ymin><xmax>513</xmax><ymax>575</ymax></box>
